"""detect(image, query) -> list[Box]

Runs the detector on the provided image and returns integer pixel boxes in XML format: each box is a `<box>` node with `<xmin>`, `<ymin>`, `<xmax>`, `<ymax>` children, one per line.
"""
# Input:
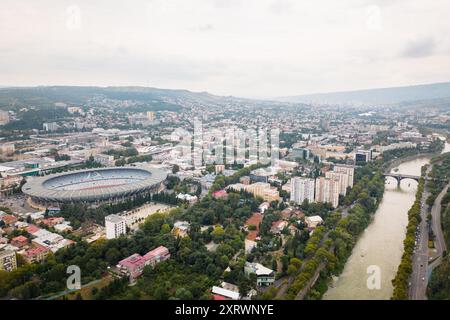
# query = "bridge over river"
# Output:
<box><xmin>383</xmin><ymin>172</ymin><xmax>447</xmax><ymax>187</ymax></box>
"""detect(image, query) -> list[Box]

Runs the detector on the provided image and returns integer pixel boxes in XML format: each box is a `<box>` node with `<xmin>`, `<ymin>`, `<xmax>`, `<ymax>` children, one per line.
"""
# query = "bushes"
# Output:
<box><xmin>428</xmin><ymin>258</ymin><xmax>450</xmax><ymax>299</ymax></box>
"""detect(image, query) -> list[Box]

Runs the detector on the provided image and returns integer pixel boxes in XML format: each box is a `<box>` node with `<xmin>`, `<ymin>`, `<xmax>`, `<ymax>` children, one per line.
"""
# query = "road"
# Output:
<box><xmin>409</xmin><ymin>166</ymin><xmax>431</xmax><ymax>300</ymax></box>
<box><xmin>430</xmin><ymin>184</ymin><xmax>449</xmax><ymax>260</ymax></box>
<box><xmin>409</xmin><ymin>180</ymin><xmax>449</xmax><ymax>300</ymax></box>
<box><xmin>427</xmin><ymin>183</ymin><xmax>449</xmax><ymax>276</ymax></box>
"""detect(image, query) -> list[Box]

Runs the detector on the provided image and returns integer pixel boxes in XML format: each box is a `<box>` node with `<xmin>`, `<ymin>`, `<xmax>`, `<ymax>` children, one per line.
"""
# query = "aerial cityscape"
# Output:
<box><xmin>0</xmin><ymin>0</ymin><xmax>449</xmax><ymax>308</ymax></box>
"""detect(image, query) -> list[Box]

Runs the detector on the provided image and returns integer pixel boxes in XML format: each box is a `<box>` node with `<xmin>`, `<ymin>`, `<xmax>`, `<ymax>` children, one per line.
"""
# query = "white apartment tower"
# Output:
<box><xmin>333</xmin><ymin>165</ymin><xmax>355</xmax><ymax>187</ymax></box>
<box><xmin>290</xmin><ymin>177</ymin><xmax>315</xmax><ymax>204</ymax></box>
<box><xmin>147</xmin><ymin>111</ymin><xmax>156</xmax><ymax>121</ymax></box>
<box><xmin>315</xmin><ymin>177</ymin><xmax>340</xmax><ymax>208</ymax></box>
<box><xmin>105</xmin><ymin>214</ymin><xmax>127</xmax><ymax>239</ymax></box>
<box><xmin>0</xmin><ymin>110</ymin><xmax>10</xmax><ymax>125</ymax></box>
<box><xmin>325</xmin><ymin>171</ymin><xmax>350</xmax><ymax>196</ymax></box>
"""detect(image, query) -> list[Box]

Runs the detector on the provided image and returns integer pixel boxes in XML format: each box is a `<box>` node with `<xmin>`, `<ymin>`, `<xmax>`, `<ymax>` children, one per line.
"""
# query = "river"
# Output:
<box><xmin>323</xmin><ymin>140</ymin><xmax>449</xmax><ymax>300</ymax></box>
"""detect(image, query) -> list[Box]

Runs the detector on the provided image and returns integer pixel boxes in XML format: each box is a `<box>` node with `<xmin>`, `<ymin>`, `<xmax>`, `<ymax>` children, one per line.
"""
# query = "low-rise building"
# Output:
<box><xmin>172</xmin><ymin>221</ymin><xmax>190</xmax><ymax>238</ymax></box>
<box><xmin>0</xmin><ymin>250</ymin><xmax>17</xmax><ymax>272</ymax></box>
<box><xmin>105</xmin><ymin>214</ymin><xmax>127</xmax><ymax>239</ymax></box>
<box><xmin>117</xmin><ymin>253</ymin><xmax>147</xmax><ymax>280</ymax></box>
<box><xmin>0</xmin><ymin>215</ymin><xmax>17</xmax><ymax>226</ymax></box>
<box><xmin>143</xmin><ymin>245</ymin><xmax>171</xmax><ymax>267</ymax></box>
<box><xmin>176</xmin><ymin>193</ymin><xmax>198</xmax><ymax>204</ymax></box>
<box><xmin>117</xmin><ymin>246</ymin><xmax>170</xmax><ymax>281</ymax></box>
<box><xmin>258</xmin><ymin>202</ymin><xmax>270</xmax><ymax>214</ymax></box>
<box><xmin>244</xmin><ymin>262</ymin><xmax>275</xmax><ymax>287</ymax></box>
<box><xmin>11</xmin><ymin>235</ymin><xmax>29</xmax><ymax>248</ymax></box>
<box><xmin>212</xmin><ymin>189</ymin><xmax>228</xmax><ymax>199</ymax></box>
<box><xmin>305</xmin><ymin>215</ymin><xmax>324</xmax><ymax>229</ymax></box>
<box><xmin>212</xmin><ymin>282</ymin><xmax>240</xmax><ymax>300</ymax></box>
<box><xmin>270</xmin><ymin>220</ymin><xmax>288</xmax><ymax>234</ymax></box>
<box><xmin>54</xmin><ymin>223</ymin><xmax>73</xmax><ymax>233</ymax></box>
<box><xmin>227</xmin><ymin>182</ymin><xmax>280</xmax><ymax>202</ymax></box>
<box><xmin>22</xmin><ymin>246</ymin><xmax>50</xmax><ymax>263</ymax></box>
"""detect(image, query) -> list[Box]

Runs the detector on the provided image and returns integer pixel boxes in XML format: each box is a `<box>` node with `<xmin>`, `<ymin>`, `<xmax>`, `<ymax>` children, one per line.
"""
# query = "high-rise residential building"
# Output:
<box><xmin>333</xmin><ymin>165</ymin><xmax>355</xmax><ymax>187</ymax></box>
<box><xmin>290</xmin><ymin>177</ymin><xmax>315</xmax><ymax>204</ymax></box>
<box><xmin>146</xmin><ymin>111</ymin><xmax>156</xmax><ymax>121</ymax></box>
<box><xmin>105</xmin><ymin>214</ymin><xmax>127</xmax><ymax>239</ymax></box>
<box><xmin>0</xmin><ymin>110</ymin><xmax>10</xmax><ymax>125</ymax></box>
<box><xmin>0</xmin><ymin>143</ymin><xmax>15</xmax><ymax>155</ymax></box>
<box><xmin>0</xmin><ymin>250</ymin><xmax>17</xmax><ymax>272</ymax></box>
<box><xmin>43</xmin><ymin>122</ymin><xmax>58</xmax><ymax>132</ymax></box>
<box><xmin>325</xmin><ymin>171</ymin><xmax>350</xmax><ymax>196</ymax></box>
<box><xmin>315</xmin><ymin>177</ymin><xmax>340</xmax><ymax>208</ymax></box>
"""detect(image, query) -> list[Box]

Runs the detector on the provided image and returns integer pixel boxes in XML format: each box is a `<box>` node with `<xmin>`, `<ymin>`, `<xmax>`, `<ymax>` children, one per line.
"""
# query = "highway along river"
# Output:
<box><xmin>324</xmin><ymin>141</ymin><xmax>449</xmax><ymax>300</ymax></box>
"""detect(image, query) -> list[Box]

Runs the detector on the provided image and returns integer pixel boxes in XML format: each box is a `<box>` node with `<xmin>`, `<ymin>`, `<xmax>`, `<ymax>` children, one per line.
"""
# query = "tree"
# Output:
<box><xmin>174</xmin><ymin>287</ymin><xmax>193</xmax><ymax>299</ymax></box>
<box><xmin>105</xmin><ymin>248</ymin><xmax>121</xmax><ymax>265</ymax></box>
<box><xmin>211</xmin><ymin>226</ymin><xmax>225</xmax><ymax>243</ymax></box>
<box><xmin>161</xmin><ymin>223</ymin><xmax>171</xmax><ymax>234</ymax></box>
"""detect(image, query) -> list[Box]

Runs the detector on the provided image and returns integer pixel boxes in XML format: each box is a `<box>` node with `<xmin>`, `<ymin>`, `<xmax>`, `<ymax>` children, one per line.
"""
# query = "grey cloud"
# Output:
<box><xmin>402</xmin><ymin>37</ymin><xmax>436</xmax><ymax>58</ymax></box>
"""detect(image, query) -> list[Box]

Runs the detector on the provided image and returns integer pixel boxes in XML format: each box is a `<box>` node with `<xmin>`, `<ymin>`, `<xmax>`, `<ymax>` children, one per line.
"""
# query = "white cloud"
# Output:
<box><xmin>0</xmin><ymin>0</ymin><xmax>449</xmax><ymax>98</ymax></box>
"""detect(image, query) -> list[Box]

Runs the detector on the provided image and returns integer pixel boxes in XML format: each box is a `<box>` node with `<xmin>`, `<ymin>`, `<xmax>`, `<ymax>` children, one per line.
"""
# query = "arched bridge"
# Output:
<box><xmin>383</xmin><ymin>173</ymin><xmax>448</xmax><ymax>187</ymax></box>
<box><xmin>383</xmin><ymin>173</ymin><xmax>421</xmax><ymax>187</ymax></box>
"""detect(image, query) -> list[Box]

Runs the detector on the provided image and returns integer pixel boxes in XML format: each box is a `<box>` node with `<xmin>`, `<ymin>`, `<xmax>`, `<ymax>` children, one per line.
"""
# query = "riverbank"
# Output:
<box><xmin>384</xmin><ymin>151</ymin><xmax>443</xmax><ymax>173</ymax></box>
<box><xmin>391</xmin><ymin>175</ymin><xmax>425</xmax><ymax>299</ymax></box>
<box><xmin>323</xmin><ymin>155</ymin><xmax>432</xmax><ymax>299</ymax></box>
<box><xmin>323</xmin><ymin>141</ymin><xmax>448</xmax><ymax>300</ymax></box>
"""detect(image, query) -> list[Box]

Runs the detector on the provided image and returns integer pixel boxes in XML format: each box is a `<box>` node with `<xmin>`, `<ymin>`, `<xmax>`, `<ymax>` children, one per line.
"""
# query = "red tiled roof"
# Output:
<box><xmin>245</xmin><ymin>213</ymin><xmax>263</xmax><ymax>227</ymax></box>
<box><xmin>212</xmin><ymin>190</ymin><xmax>228</xmax><ymax>198</ymax></box>
<box><xmin>143</xmin><ymin>246</ymin><xmax>169</xmax><ymax>260</ymax></box>
<box><xmin>245</xmin><ymin>213</ymin><xmax>263</xmax><ymax>241</ymax></box>
<box><xmin>23</xmin><ymin>246</ymin><xmax>49</xmax><ymax>257</ymax></box>
<box><xmin>26</xmin><ymin>225</ymin><xmax>40</xmax><ymax>234</ymax></box>
<box><xmin>12</xmin><ymin>235</ymin><xmax>28</xmax><ymax>242</ymax></box>
<box><xmin>0</xmin><ymin>215</ymin><xmax>17</xmax><ymax>224</ymax></box>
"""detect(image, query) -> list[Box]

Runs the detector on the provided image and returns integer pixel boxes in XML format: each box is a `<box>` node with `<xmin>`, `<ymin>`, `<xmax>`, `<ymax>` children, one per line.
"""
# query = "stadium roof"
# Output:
<box><xmin>22</xmin><ymin>166</ymin><xmax>167</xmax><ymax>203</ymax></box>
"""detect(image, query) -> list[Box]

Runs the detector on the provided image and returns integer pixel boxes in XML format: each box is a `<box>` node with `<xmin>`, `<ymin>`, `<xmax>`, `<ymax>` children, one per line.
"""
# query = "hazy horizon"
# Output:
<box><xmin>1</xmin><ymin>0</ymin><xmax>450</xmax><ymax>98</ymax></box>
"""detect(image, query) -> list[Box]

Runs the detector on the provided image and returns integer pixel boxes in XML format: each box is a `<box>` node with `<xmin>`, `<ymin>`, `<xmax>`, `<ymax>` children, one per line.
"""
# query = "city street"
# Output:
<box><xmin>409</xmin><ymin>178</ymin><xmax>449</xmax><ymax>300</ymax></box>
<box><xmin>409</xmin><ymin>188</ymin><xmax>429</xmax><ymax>300</ymax></box>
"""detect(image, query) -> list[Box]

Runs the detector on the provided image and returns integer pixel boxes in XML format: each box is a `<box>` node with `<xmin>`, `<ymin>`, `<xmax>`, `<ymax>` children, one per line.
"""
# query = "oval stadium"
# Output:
<box><xmin>22</xmin><ymin>166</ymin><xmax>167</xmax><ymax>205</ymax></box>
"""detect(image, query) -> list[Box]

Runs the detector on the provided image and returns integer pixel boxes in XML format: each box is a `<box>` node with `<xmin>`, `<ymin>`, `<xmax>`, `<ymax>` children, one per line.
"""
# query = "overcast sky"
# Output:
<box><xmin>0</xmin><ymin>0</ymin><xmax>449</xmax><ymax>98</ymax></box>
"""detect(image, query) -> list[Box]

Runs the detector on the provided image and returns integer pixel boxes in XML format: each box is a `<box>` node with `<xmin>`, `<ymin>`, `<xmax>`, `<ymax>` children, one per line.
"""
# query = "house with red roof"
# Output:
<box><xmin>11</xmin><ymin>235</ymin><xmax>29</xmax><ymax>248</ymax></box>
<box><xmin>244</xmin><ymin>213</ymin><xmax>263</xmax><ymax>241</ymax></box>
<box><xmin>117</xmin><ymin>253</ymin><xmax>147</xmax><ymax>280</ymax></box>
<box><xmin>0</xmin><ymin>215</ymin><xmax>17</xmax><ymax>226</ymax></box>
<box><xmin>22</xmin><ymin>246</ymin><xmax>50</xmax><ymax>263</ymax></box>
<box><xmin>143</xmin><ymin>245</ymin><xmax>170</xmax><ymax>267</ymax></box>
<box><xmin>212</xmin><ymin>189</ymin><xmax>228</xmax><ymax>199</ymax></box>
<box><xmin>41</xmin><ymin>217</ymin><xmax>65</xmax><ymax>228</ymax></box>
<box><xmin>270</xmin><ymin>220</ymin><xmax>288</xmax><ymax>234</ymax></box>
<box><xmin>26</xmin><ymin>225</ymin><xmax>40</xmax><ymax>234</ymax></box>
<box><xmin>117</xmin><ymin>246</ymin><xmax>170</xmax><ymax>281</ymax></box>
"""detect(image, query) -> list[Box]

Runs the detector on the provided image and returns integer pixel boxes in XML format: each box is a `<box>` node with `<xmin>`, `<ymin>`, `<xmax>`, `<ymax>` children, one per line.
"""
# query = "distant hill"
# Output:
<box><xmin>0</xmin><ymin>86</ymin><xmax>221</xmax><ymax>111</ymax></box>
<box><xmin>276</xmin><ymin>82</ymin><xmax>450</xmax><ymax>106</ymax></box>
